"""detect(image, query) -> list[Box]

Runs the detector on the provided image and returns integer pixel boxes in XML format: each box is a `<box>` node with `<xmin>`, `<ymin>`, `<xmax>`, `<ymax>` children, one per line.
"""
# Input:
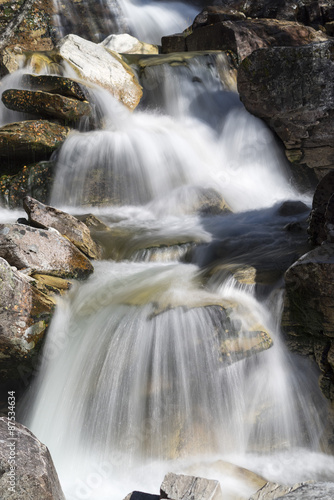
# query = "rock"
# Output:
<box><xmin>205</xmin><ymin>0</ymin><xmax>334</xmax><ymax>27</ymax></box>
<box><xmin>0</xmin><ymin>258</ymin><xmax>54</xmax><ymax>380</ymax></box>
<box><xmin>220</xmin><ymin>329</ymin><xmax>273</xmax><ymax>364</ymax></box>
<box><xmin>308</xmin><ymin>171</ymin><xmax>334</xmax><ymax>245</ymax></box>
<box><xmin>162</xmin><ymin>19</ymin><xmax>328</xmax><ymax>59</ymax></box>
<box><xmin>31</xmin><ymin>273</ymin><xmax>72</xmax><ymax>299</ymax></box>
<box><xmin>58</xmin><ymin>34</ymin><xmax>142</xmax><ymax>110</ymax></box>
<box><xmin>0</xmin><ymin>161</ymin><xmax>54</xmax><ymax>209</ymax></box>
<box><xmin>0</xmin><ymin>223</ymin><xmax>94</xmax><ymax>279</ymax></box>
<box><xmin>282</xmin><ymin>243</ymin><xmax>334</xmax><ymax>399</ymax></box>
<box><xmin>0</xmin><ymin>121</ymin><xmax>70</xmax><ymax>171</ymax></box>
<box><xmin>23</xmin><ymin>196</ymin><xmax>102</xmax><ymax>259</ymax></box>
<box><xmin>21</xmin><ymin>74</ymin><xmax>89</xmax><ymax>101</ymax></box>
<box><xmin>160</xmin><ymin>472</ymin><xmax>223</xmax><ymax>500</ymax></box>
<box><xmin>192</xmin><ymin>6</ymin><xmax>246</xmax><ymax>30</ymax></box>
<box><xmin>101</xmin><ymin>34</ymin><xmax>158</xmax><ymax>55</ymax></box>
<box><xmin>0</xmin><ymin>0</ymin><xmax>56</xmax><ymax>76</ymax></box>
<box><xmin>161</xmin><ymin>34</ymin><xmax>187</xmax><ymax>54</ymax></box>
<box><xmin>274</xmin><ymin>482</ymin><xmax>334</xmax><ymax>499</ymax></box>
<box><xmin>277</xmin><ymin>201</ymin><xmax>309</xmax><ymax>217</ymax></box>
<box><xmin>0</xmin><ymin>418</ymin><xmax>65</xmax><ymax>499</ymax></box>
<box><xmin>250</xmin><ymin>481</ymin><xmax>312</xmax><ymax>499</ymax></box>
<box><xmin>2</xmin><ymin>89</ymin><xmax>92</xmax><ymax>123</ymax></box>
<box><xmin>238</xmin><ymin>41</ymin><xmax>334</xmax><ymax>181</ymax></box>
<box><xmin>123</xmin><ymin>493</ymin><xmax>159</xmax><ymax>500</ymax></box>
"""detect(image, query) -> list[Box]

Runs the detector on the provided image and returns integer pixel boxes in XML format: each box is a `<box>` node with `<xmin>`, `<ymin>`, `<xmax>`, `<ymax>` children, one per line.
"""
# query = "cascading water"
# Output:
<box><xmin>5</xmin><ymin>6</ymin><xmax>333</xmax><ymax>500</ymax></box>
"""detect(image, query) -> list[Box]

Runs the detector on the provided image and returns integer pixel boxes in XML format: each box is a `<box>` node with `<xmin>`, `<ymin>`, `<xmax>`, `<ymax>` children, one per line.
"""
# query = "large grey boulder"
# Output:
<box><xmin>238</xmin><ymin>41</ymin><xmax>334</xmax><ymax>181</ymax></box>
<box><xmin>58</xmin><ymin>34</ymin><xmax>142</xmax><ymax>110</ymax></box>
<box><xmin>0</xmin><ymin>223</ymin><xmax>94</xmax><ymax>279</ymax></box>
<box><xmin>23</xmin><ymin>196</ymin><xmax>102</xmax><ymax>259</ymax></box>
<box><xmin>160</xmin><ymin>472</ymin><xmax>223</xmax><ymax>500</ymax></box>
<box><xmin>0</xmin><ymin>418</ymin><xmax>65</xmax><ymax>499</ymax></box>
<box><xmin>0</xmin><ymin>257</ymin><xmax>54</xmax><ymax>380</ymax></box>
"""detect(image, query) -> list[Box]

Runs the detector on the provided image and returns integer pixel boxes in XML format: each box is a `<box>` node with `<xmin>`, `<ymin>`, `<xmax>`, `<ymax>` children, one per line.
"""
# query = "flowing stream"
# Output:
<box><xmin>1</xmin><ymin>0</ymin><xmax>333</xmax><ymax>498</ymax></box>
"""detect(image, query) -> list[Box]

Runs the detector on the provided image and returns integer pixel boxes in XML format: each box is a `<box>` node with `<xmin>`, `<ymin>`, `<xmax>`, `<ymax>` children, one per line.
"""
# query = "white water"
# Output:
<box><xmin>0</xmin><ymin>3</ymin><xmax>331</xmax><ymax>499</ymax></box>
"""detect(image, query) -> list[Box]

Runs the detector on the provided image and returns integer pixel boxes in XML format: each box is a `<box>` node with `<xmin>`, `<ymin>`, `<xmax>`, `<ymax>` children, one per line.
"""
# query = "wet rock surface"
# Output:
<box><xmin>0</xmin><ymin>121</ymin><xmax>70</xmax><ymax>171</ymax></box>
<box><xmin>160</xmin><ymin>472</ymin><xmax>223</xmax><ymax>500</ymax></box>
<box><xmin>2</xmin><ymin>89</ymin><xmax>92</xmax><ymax>123</ymax></box>
<box><xmin>21</xmin><ymin>74</ymin><xmax>89</xmax><ymax>101</ymax></box>
<box><xmin>0</xmin><ymin>417</ymin><xmax>66</xmax><ymax>499</ymax></box>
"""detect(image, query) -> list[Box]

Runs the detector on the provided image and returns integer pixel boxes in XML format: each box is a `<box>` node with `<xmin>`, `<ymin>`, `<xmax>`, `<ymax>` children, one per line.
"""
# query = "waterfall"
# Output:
<box><xmin>5</xmin><ymin>3</ymin><xmax>333</xmax><ymax>500</ymax></box>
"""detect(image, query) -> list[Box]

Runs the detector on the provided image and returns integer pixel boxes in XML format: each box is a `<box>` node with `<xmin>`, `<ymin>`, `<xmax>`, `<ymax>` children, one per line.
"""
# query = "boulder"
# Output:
<box><xmin>0</xmin><ymin>223</ymin><xmax>94</xmax><ymax>279</ymax></box>
<box><xmin>238</xmin><ymin>41</ymin><xmax>334</xmax><ymax>181</ymax></box>
<box><xmin>274</xmin><ymin>482</ymin><xmax>334</xmax><ymax>499</ymax></box>
<box><xmin>101</xmin><ymin>34</ymin><xmax>158</xmax><ymax>55</ymax></box>
<box><xmin>21</xmin><ymin>74</ymin><xmax>89</xmax><ymax>101</ymax></box>
<box><xmin>192</xmin><ymin>6</ymin><xmax>246</xmax><ymax>30</ymax></box>
<box><xmin>282</xmin><ymin>243</ymin><xmax>334</xmax><ymax>399</ymax></box>
<box><xmin>0</xmin><ymin>121</ymin><xmax>70</xmax><ymax>171</ymax></box>
<box><xmin>58</xmin><ymin>34</ymin><xmax>143</xmax><ymax>110</ymax></box>
<box><xmin>31</xmin><ymin>273</ymin><xmax>72</xmax><ymax>299</ymax></box>
<box><xmin>162</xmin><ymin>19</ymin><xmax>328</xmax><ymax>59</ymax></box>
<box><xmin>1</xmin><ymin>89</ymin><xmax>92</xmax><ymax>123</ymax></box>
<box><xmin>0</xmin><ymin>258</ymin><xmax>54</xmax><ymax>380</ymax></box>
<box><xmin>0</xmin><ymin>418</ymin><xmax>65</xmax><ymax>499</ymax></box>
<box><xmin>23</xmin><ymin>196</ymin><xmax>102</xmax><ymax>259</ymax></box>
<box><xmin>0</xmin><ymin>161</ymin><xmax>54</xmax><ymax>209</ymax></box>
<box><xmin>160</xmin><ymin>473</ymin><xmax>223</xmax><ymax>500</ymax></box>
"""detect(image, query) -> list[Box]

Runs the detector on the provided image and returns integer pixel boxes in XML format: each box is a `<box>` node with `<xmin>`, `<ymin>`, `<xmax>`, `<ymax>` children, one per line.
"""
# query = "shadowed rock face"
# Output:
<box><xmin>0</xmin><ymin>418</ymin><xmax>66</xmax><ymax>499</ymax></box>
<box><xmin>238</xmin><ymin>41</ymin><xmax>334</xmax><ymax>182</ymax></box>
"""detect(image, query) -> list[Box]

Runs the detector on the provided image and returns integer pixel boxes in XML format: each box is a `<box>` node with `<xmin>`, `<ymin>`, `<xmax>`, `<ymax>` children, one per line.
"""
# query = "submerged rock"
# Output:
<box><xmin>160</xmin><ymin>473</ymin><xmax>223</xmax><ymax>500</ymax></box>
<box><xmin>0</xmin><ymin>418</ymin><xmax>66</xmax><ymax>499</ymax></box>
<box><xmin>0</xmin><ymin>223</ymin><xmax>94</xmax><ymax>279</ymax></box>
<box><xmin>58</xmin><ymin>34</ymin><xmax>143</xmax><ymax>110</ymax></box>
<box><xmin>2</xmin><ymin>89</ymin><xmax>92</xmax><ymax>123</ymax></box>
<box><xmin>101</xmin><ymin>34</ymin><xmax>158</xmax><ymax>55</ymax></box>
<box><xmin>23</xmin><ymin>196</ymin><xmax>102</xmax><ymax>259</ymax></box>
<box><xmin>238</xmin><ymin>41</ymin><xmax>334</xmax><ymax>182</ymax></box>
<box><xmin>0</xmin><ymin>258</ymin><xmax>53</xmax><ymax>380</ymax></box>
<box><xmin>0</xmin><ymin>121</ymin><xmax>70</xmax><ymax>170</ymax></box>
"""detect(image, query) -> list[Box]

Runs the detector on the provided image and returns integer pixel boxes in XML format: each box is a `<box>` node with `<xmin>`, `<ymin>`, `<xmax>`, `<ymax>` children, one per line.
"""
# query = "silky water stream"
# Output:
<box><xmin>5</xmin><ymin>16</ymin><xmax>333</xmax><ymax>500</ymax></box>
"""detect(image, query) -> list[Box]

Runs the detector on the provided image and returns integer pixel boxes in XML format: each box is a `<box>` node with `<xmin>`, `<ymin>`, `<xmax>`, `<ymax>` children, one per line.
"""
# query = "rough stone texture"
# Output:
<box><xmin>206</xmin><ymin>0</ymin><xmax>334</xmax><ymax>26</ymax></box>
<box><xmin>2</xmin><ymin>89</ymin><xmax>92</xmax><ymax>123</ymax></box>
<box><xmin>219</xmin><ymin>329</ymin><xmax>273</xmax><ymax>364</ymax></box>
<box><xmin>58</xmin><ymin>34</ymin><xmax>143</xmax><ymax>110</ymax></box>
<box><xmin>308</xmin><ymin>171</ymin><xmax>334</xmax><ymax>245</ymax></box>
<box><xmin>238</xmin><ymin>41</ymin><xmax>334</xmax><ymax>181</ymax></box>
<box><xmin>0</xmin><ymin>223</ymin><xmax>94</xmax><ymax>279</ymax></box>
<box><xmin>276</xmin><ymin>482</ymin><xmax>334</xmax><ymax>499</ymax></box>
<box><xmin>250</xmin><ymin>481</ymin><xmax>312</xmax><ymax>499</ymax></box>
<box><xmin>0</xmin><ymin>121</ymin><xmax>70</xmax><ymax>171</ymax></box>
<box><xmin>192</xmin><ymin>6</ymin><xmax>246</xmax><ymax>30</ymax></box>
<box><xmin>101</xmin><ymin>34</ymin><xmax>158</xmax><ymax>55</ymax></box>
<box><xmin>0</xmin><ymin>417</ymin><xmax>65</xmax><ymax>499</ymax></box>
<box><xmin>160</xmin><ymin>473</ymin><xmax>223</xmax><ymax>500</ymax></box>
<box><xmin>31</xmin><ymin>273</ymin><xmax>72</xmax><ymax>300</ymax></box>
<box><xmin>23</xmin><ymin>196</ymin><xmax>102</xmax><ymax>259</ymax></box>
<box><xmin>0</xmin><ymin>161</ymin><xmax>54</xmax><ymax>208</ymax></box>
<box><xmin>0</xmin><ymin>0</ymin><xmax>56</xmax><ymax>76</ymax></box>
<box><xmin>187</xmin><ymin>19</ymin><xmax>328</xmax><ymax>61</ymax></box>
<box><xmin>21</xmin><ymin>74</ymin><xmax>88</xmax><ymax>101</ymax></box>
<box><xmin>0</xmin><ymin>257</ymin><xmax>53</xmax><ymax>380</ymax></box>
<box><xmin>282</xmin><ymin>243</ymin><xmax>334</xmax><ymax>400</ymax></box>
